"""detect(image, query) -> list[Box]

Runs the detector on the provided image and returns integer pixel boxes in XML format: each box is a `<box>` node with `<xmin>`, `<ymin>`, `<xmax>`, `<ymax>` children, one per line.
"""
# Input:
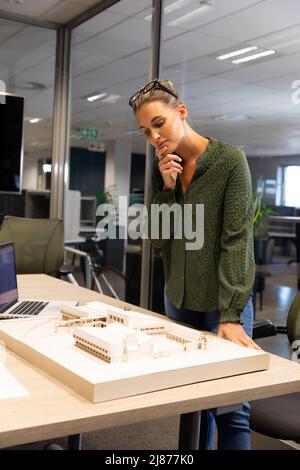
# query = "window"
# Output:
<box><xmin>283</xmin><ymin>166</ymin><xmax>300</xmax><ymax>207</ymax></box>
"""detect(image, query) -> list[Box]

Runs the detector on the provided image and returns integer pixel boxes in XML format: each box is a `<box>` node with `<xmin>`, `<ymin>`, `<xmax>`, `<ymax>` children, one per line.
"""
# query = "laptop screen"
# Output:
<box><xmin>0</xmin><ymin>242</ymin><xmax>18</xmax><ymax>312</ymax></box>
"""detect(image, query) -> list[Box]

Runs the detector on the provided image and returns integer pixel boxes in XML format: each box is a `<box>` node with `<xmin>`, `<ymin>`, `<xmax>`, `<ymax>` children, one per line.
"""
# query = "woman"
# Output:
<box><xmin>129</xmin><ymin>79</ymin><xmax>260</xmax><ymax>450</ymax></box>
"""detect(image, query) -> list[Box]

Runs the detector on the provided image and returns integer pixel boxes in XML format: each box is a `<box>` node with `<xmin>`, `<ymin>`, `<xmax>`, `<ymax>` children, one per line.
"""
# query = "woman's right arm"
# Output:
<box><xmin>148</xmin><ymin>154</ymin><xmax>182</xmax><ymax>249</ymax></box>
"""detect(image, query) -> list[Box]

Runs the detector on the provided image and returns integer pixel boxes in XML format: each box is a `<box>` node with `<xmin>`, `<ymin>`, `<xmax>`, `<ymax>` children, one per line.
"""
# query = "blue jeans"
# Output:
<box><xmin>164</xmin><ymin>293</ymin><xmax>254</xmax><ymax>450</ymax></box>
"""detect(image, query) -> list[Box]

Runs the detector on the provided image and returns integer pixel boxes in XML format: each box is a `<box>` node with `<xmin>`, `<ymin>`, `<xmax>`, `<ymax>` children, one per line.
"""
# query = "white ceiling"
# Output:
<box><xmin>0</xmin><ymin>0</ymin><xmax>101</xmax><ymax>23</ymax></box>
<box><xmin>1</xmin><ymin>0</ymin><xmax>300</xmax><ymax>157</ymax></box>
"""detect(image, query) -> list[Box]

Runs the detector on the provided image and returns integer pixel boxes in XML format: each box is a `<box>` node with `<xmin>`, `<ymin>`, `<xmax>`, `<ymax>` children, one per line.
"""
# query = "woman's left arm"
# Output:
<box><xmin>217</xmin><ymin>148</ymin><xmax>259</xmax><ymax>348</ymax></box>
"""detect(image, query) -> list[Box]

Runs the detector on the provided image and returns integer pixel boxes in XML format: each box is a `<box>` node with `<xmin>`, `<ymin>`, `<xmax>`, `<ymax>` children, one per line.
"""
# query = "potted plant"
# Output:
<box><xmin>95</xmin><ymin>185</ymin><xmax>118</xmax><ymax>224</ymax></box>
<box><xmin>96</xmin><ymin>186</ymin><xmax>116</xmax><ymax>208</ymax></box>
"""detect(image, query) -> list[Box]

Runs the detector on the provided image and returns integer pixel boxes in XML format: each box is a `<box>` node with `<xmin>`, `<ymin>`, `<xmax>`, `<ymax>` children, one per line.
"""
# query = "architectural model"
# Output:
<box><xmin>0</xmin><ymin>301</ymin><xmax>270</xmax><ymax>403</ymax></box>
<box><xmin>58</xmin><ymin>303</ymin><xmax>209</xmax><ymax>362</ymax></box>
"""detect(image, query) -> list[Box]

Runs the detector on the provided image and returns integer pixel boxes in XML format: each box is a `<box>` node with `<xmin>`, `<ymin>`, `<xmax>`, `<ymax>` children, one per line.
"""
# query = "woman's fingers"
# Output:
<box><xmin>159</xmin><ymin>160</ymin><xmax>183</xmax><ymax>172</ymax></box>
<box><xmin>218</xmin><ymin>323</ymin><xmax>262</xmax><ymax>350</ymax></box>
<box><xmin>237</xmin><ymin>332</ymin><xmax>262</xmax><ymax>350</ymax></box>
<box><xmin>157</xmin><ymin>150</ymin><xmax>183</xmax><ymax>189</ymax></box>
<box><xmin>157</xmin><ymin>148</ymin><xmax>182</xmax><ymax>163</ymax></box>
<box><xmin>234</xmin><ymin>335</ymin><xmax>262</xmax><ymax>350</ymax></box>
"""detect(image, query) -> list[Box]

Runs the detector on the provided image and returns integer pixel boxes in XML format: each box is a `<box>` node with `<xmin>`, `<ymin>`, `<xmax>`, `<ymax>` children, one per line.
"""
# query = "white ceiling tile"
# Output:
<box><xmin>0</xmin><ymin>26</ymin><xmax>55</xmax><ymax>72</ymax></box>
<box><xmin>71</xmin><ymin>17</ymin><xmax>151</xmax><ymax>63</ymax></box>
<box><xmin>209</xmin><ymin>84</ymin><xmax>279</xmax><ymax>104</ymax></box>
<box><xmin>160</xmin><ymin>30</ymin><xmax>236</xmax><ymax>67</ymax></box>
<box><xmin>191</xmin><ymin>101</ymin><xmax>254</xmax><ymax>118</ymax></box>
<box><xmin>200</xmin><ymin>0</ymin><xmax>300</xmax><ymax>42</ymax></box>
<box><xmin>0</xmin><ymin>19</ymin><xmax>23</xmax><ymax>38</ymax></box>
<box><xmin>255</xmin><ymin>24</ymin><xmax>300</xmax><ymax>55</ymax></box>
<box><xmin>163</xmin><ymin>0</ymin><xmax>260</xmax><ymax>31</ymax></box>
<box><xmin>23</xmin><ymin>89</ymin><xmax>54</xmax><ymax>118</ymax></box>
<box><xmin>221</xmin><ymin>51</ymin><xmax>300</xmax><ymax>84</ymax></box>
<box><xmin>107</xmin><ymin>78</ymin><xmax>149</xmax><ymax>100</ymax></box>
<box><xmin>0</xmin><ymin>0</ymin><xmax>61</xmax><ymax>17</ymax></box>
<box><xmin>257</xmin><ymin>73</ymin><xmax>300</xmax><ymax>92</ymax></box>
<box><xmin>126</xmin><ymin>49</ymin><xmax>150</xmax><ymax>64</ymax></box>
<box><xmin>14</xmin><ymin>41</ymin><xmax>55</xmax><ymax>77</ymax></box>
<box><xmin>76</xmin><ymin>57</ymin><xmax>149</xmax><ymax>91</ymax></box>
<box><xmin>161</xmin><ymin>67</ymin><xmax>208</xmax><ymax>86</ymax></box>
<box><xmin>184</xmin><ymin>55</ymin><xmax>238</xmax><ymax>77</ymax></box>
<box><xmin>179</xmin><ymin>76</ymin><xmax>242</xmax><ymax>97</ymax></box>
<box><xmin>72</xmin><ymin>49</ymin><xmax>112</xmax><ymax>76</ymax></box>
<box><xmin>42</xmin><ymin>1</ymin><xmax>88</xmax><ymax>23</ymax></box>
<box><xmin>72</xmin><ymin>10</ymin><xmax>127</xmax><ymax>44</ymax></box>
<box><xmin>100</xmin><ymin>17</ymin><xmax>151</xmax><ymax>50</ymax></box>
<box><xmin>14</xmin><ymin>57</ymin><xmax>56</xmax><ymax>89</ymax></box>
<box><xmin>109</xmin><ymin>0</ymin><xmax>151</xmax><ymax>17</ymax></box>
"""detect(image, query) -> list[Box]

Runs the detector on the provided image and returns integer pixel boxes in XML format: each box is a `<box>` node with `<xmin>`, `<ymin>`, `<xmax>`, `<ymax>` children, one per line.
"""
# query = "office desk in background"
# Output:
<box><xmin>269</xmin><ymin>215</ymin><xmax>300</xmax><ymax>289</ymax></box>
<box><xmin>1</xmin><ymin>274</ymin><xmax>300</xmax><ymax>449</ymax></box>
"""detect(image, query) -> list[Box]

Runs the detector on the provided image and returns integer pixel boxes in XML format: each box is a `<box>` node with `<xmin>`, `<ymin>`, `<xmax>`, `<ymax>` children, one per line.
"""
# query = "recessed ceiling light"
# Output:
<box><xmin>216</xmin><ymin>46</ymin><xmax>258</xmax><ymax>61</ymax></box>
<box><xmin>86</xmin><ymin>93</ymin><xmax>107</xmax><ymax>102</ymax></box>
<box><xmin>212</xmin><ymin>115</ymin><xmax>228</xmax><ymax>121</ymax></box>
<box><xmin>227</xmin><ymin>115</ymin><xmax>249</xmax><ymax>122</ymax></box>
<box><xmin>144</xmin><ymin>0</ymin><xmax>193</xmax><ymax>21</ymax></box>
<box><xmin>232</xmin><ymin>49</ymin><xmax>276</xmax><ymax>64</ymax></box>
<box><xmin>16</xmin><ymin>82</ymin><xmax>46</xmax><ymax>90</ymax></box>
<box><xmin>6</xmin><ymin>0</ymin><xmax>23</xmax><ymax>4</ymax></box>
<box><xmin>165</xmin><ymin>0</ymin><xmax>194</xmax><ymax>14</ymax></box>
<box><xmin>168</xmin><ymin>0</ymin><xmax>214</xmax><ymax>26</ymax></box>
<box><xmin>212</xmin><ymin>114</ymin><xmax>249</xmax><ymax>122</ymax></box>
<box><xmin>31</xmin><ymin>141</ymin><xmax>48</xmax><ymax>147</ymax></box>
<box><xmin>28</xmin><ymin>117</ymin><xmax>42</xmax><ymax>124</ymax></box>
<box><xmin>102</xmin><ymin>95</ymin><xmax>121</xmax><ymax>104</ymax></box>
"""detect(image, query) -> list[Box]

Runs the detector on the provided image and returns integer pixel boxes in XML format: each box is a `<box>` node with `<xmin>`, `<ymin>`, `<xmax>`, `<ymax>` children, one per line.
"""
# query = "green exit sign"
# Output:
<box><xmin>80</xmin><ymin>127</ymin><xmax>99</xmax><ymax>140</ymax></box>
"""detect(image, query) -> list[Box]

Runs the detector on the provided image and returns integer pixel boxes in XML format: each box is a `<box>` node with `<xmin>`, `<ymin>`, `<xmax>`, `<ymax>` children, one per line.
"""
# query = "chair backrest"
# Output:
<box><xmin>287</xmin><ymin>291</ymin><xmax>300</xmax><ymax>344</ymax></box>
<box><xmin>0</xmin><ymin>216</ymin><xmax>64</xmax><ymax>276</ymax></box>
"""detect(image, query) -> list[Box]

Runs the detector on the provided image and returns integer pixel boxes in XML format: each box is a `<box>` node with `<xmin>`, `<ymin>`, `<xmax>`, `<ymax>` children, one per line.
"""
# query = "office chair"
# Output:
<box><xmin>0</xmin><ymin>215</ymin><xmax>73</xmax><ymax>278</ymax></box>
<box><xmin>250</xmin><ymin>291</ymin><xmax>300</xmax><ymax>444</ymax></box>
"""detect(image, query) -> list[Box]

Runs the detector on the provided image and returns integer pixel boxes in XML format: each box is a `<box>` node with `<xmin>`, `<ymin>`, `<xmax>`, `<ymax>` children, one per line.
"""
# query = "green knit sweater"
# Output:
<box><xmin>149</xmin><ymin>137</ymin><xmax>255</xmax><ymax>323</ymax></box>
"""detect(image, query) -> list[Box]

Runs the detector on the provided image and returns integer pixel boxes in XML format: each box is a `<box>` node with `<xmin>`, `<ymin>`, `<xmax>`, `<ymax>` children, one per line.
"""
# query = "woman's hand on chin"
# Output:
<box><xmin>157</xmin><ymin>146</ymin><xmax>183</xmax><ymax>190</ymax></box>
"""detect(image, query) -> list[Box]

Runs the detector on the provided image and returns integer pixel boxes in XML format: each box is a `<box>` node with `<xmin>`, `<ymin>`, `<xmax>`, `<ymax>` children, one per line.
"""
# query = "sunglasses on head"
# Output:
<box><xmin>129</xmin><ymin>79</ymin><xmax>178</xmax><ymax>108</ymax></box>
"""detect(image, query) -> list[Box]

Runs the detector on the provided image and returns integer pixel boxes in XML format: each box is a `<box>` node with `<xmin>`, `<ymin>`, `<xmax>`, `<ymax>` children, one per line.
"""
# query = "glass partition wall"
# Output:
<box><xmin>69</xmin><ymin>0</ymin><xmax>152</xmax><ymax>306</ymax></box>
<box><xmin>1</xmin><ymin>0</ymin><xmax>300</xmax><ymax>311</ymax></box>
<box><xmin>159</xmin><ymin>0</ymin><xmax>300</xmax><ymax>200</ymax></box>
<box><xmin>0</xmin><ymin>18</ymin><xmax>56</xmax><ymax>220</ymax></box>
<box><xmin>159</xmin><ymin>0</ymin><xmax>300</xmax><ymax>295</ymax></box>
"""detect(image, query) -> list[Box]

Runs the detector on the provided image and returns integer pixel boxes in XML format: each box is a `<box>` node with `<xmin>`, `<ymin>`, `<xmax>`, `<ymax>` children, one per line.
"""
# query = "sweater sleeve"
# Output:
<box><xmin>148</xmin><ymin>157</ymin><xmax>177</xmax><ymax>249</ymax></box>
<box><xmin>218</xmin><ymin>149</ymin><xmax>255</xmax><ymax>323</ymax></box>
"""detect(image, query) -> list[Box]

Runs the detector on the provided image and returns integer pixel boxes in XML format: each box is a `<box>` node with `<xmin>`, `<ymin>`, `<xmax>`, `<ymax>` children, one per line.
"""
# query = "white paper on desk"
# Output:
<box><xmin>0</xmin><ymin>362</ymin><xmax>29</xmax><ymax>399</ymax></box>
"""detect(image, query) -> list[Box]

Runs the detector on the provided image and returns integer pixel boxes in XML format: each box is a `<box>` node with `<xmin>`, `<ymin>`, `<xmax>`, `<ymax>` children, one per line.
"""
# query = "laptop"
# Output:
<box><xmin>0</xmin><ymin>241</ymin><xmax>78</xmax><ymax>319</ymax></box>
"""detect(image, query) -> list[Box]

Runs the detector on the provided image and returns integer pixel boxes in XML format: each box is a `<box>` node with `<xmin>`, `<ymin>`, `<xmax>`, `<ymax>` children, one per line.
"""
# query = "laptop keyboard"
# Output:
<box><xmin>7</xmin><ymin>300</ymin><xmax>49</xmax><ymax>316</ymax></box>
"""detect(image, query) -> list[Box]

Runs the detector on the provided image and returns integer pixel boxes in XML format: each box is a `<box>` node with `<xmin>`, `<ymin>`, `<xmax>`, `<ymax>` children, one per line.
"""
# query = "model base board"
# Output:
<box><xmin>0</xmin><ymin>306</ymin><xmax>269</xmax><ymax>403</ymax></box>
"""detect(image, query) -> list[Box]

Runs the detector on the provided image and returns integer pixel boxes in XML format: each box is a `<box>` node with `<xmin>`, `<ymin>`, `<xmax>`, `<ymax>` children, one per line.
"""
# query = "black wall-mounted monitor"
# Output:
<box><xmin>0</xmin><ymin>92</ymin><xmax>24</xmax><ymax>194</ymax></box>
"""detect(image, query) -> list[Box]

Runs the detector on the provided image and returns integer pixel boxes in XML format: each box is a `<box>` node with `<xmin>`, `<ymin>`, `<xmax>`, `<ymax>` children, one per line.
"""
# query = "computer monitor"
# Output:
<box><xmin>0</xmin><ymin>92</ymin><xmax>24</xmax><ymax>194</ymax></box>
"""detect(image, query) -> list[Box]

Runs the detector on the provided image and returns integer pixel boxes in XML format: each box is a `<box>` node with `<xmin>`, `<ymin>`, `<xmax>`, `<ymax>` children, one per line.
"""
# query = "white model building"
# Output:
<box><xmin>71</xmin><ymin>309</ymin><xmax>210</xmax><ymax>362</ymax></box>
<box><xmin>59</xmin><ymin>301</ymin><xmax>210</xmax><ymax>363</ymax></box>
<box><xmin>60</xmin><ymin>304</ymin><xmax>106</xmax><ymax>321</ymax></box>
<box><xmin>61</xmin><ymin>301</ymin><xmax>133</xmax><ymax>321</ymax></box>
<box><xmin>106</xmin><ymin>309</ymin><xmax>166</xmax><ymax>335</ymax></box>
<box><xmin>73</xmin><ymin>323</ymin><xmax>153</xmax><ymax>363</ymax></box>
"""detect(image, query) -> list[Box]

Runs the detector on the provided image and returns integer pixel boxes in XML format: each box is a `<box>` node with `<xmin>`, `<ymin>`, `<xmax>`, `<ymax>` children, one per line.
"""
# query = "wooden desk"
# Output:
<box><xmin>1</xmin><ymin>274</ymin><xmax>300</xmax><ymax>449</ymax></box>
